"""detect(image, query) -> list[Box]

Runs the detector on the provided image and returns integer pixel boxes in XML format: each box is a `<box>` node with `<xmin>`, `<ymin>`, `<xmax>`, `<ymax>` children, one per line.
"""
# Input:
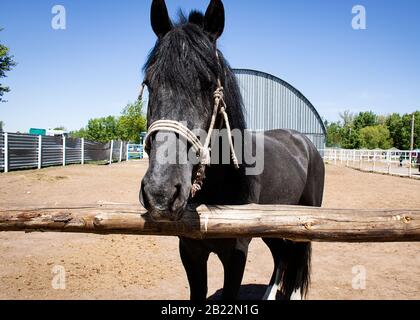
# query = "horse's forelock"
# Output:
<box><xmin>143</xmin><ymin>9</ymin><xmax>246</xmax><ymax>130</ymax></box>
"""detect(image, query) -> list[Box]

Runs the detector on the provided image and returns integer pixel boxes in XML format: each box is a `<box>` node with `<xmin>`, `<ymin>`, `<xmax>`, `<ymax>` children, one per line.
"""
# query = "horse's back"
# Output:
<box><xmin>249</xmin><ymin>129</ymin><xmax>324</xmax><ymax>206</ymax></box>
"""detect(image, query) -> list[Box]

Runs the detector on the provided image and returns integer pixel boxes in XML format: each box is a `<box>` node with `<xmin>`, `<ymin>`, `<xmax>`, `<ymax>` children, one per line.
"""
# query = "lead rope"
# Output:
<box><xmin>190</xmin><ymin>81</ymin><xmax>239</xmax><ymax>197</ymax></box>
<box><xmin>139</xmin><ymin>79</ymin><xmax>239</xmax><ymax>198</ymax></box>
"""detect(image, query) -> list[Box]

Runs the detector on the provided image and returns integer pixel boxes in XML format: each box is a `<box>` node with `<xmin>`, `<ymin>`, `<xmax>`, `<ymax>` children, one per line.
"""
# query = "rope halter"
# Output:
<box><xmin>141</xmin><ymin>81</ymin><xmax>240</xmax><ymax>198</ymax></box>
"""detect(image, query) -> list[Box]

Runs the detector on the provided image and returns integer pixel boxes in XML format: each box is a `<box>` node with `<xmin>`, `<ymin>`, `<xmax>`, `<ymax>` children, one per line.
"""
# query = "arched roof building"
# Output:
<box><xmin>233</xmin><ymin>69</ymin><xmax>326</xmax><ymax>151</ymax></box>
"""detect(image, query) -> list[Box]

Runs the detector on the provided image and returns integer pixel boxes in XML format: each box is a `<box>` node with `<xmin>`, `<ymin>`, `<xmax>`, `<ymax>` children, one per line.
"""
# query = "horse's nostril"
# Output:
<box><xmin>172</xmin><ymin>184</ymin><xmax>181</xmax><ymax>202</ymax></box>
<box><xmin>170</xmin><ymin>184</ymin><xmax>183</xmax><ymax>213</ymax></box>
<box><xmin>139</xmin><ymin>182</ymin><xmax>151</xmax><ymax>210</ymax></box>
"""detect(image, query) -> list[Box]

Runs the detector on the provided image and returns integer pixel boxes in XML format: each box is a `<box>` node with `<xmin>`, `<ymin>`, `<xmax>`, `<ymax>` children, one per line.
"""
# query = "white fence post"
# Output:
<box><xmin>109</xmin><ymin>140</ymin><xmax>114</xmax><ymax>164</ymax></box>
<box><xmin>62</xmin><ymin>135</ymin><xmax>66</xmax><ymax>167</ymax></box>
<box><xmin>353</xmin><ymin>150</ymin><xmax>356</xmax><ymax>166</ymax></box>
<box><xmin>81</xmin><ymin>138</ymin><xmax>85</xmax><ymax>165</ymax></box>
<box><xmin>119</xmin><ymin>141</ymin><xmax>123</xmax><ymax>163</ymax></box>
<box><xmin>387</xmin><ymin>151</ymin><xmax>391</xmax><ymax>174</ymax></box>
<box><xmin>4</xmin><ymin>132</ymin><xmax>8</xmax><ymax>173</ymax></box>
<box><xmin>373</xmin><ymin>152</ymin><xmax>376</xmax><ymax>172</ymax></box>
<box><xmin>409</xmin><ymin>151</ymin><xmax>412</xmax><ymax>178</ymax></box>
<box><xmin>38</xmin><ymin>135</ymin><xmax>42</xmax><ymax>170</ymax></box>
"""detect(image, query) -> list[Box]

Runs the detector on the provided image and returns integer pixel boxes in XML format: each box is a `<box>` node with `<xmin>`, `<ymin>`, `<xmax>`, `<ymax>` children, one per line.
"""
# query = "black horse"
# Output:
<box><xmin>140</xmin><ymin>0</ymin><xmax>325</xmax><ymax>300</ymax></box>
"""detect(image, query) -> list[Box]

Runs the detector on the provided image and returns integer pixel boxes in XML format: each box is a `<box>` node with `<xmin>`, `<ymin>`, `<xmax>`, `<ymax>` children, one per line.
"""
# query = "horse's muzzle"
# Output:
<box><xmin>139</xmin><ymin>180</ymin><xmax>188</xmax><ymax>222</ymax></box>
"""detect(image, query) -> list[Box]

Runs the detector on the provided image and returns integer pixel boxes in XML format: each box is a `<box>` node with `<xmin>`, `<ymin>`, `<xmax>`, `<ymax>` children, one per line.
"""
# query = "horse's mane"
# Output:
<box><xmin>143</xmin><ymin>10</ymin><xmax>247</xmax><ymax>130</ymax></box>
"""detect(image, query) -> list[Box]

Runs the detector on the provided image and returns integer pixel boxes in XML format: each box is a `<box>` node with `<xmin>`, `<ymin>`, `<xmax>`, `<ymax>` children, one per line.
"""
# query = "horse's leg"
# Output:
<box><xmin>262</xmin><ymin>238</ymin><xmax>285</xmax><ymax>300</ymax></box>
<box><xmin>179</xmin><ymin>238</ymin><xmax>210</xmax><ymax>301</ymax></box>
<box><xmin>217</xmin><ymin>238</ymin><xmax>251</xmax><ymax>300</ymax></box>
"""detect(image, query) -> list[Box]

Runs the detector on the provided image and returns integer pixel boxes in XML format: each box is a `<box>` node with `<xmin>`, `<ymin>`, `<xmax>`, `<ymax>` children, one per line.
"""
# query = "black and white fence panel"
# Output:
<box><xmin>1</xmin><ymin>132</ymin><xmax>129</xmax><ymax>173</ymax></box>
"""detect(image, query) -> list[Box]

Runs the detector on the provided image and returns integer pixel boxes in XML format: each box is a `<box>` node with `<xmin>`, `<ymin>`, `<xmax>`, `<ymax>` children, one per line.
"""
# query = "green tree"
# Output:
<box><xmin>386</xmin><ymin>113</ymin><xmax>404</xmax><ymax>149</ymax></box>
<box><xmin>0</xmin><ymin>120</ymin><xmax>4</xmax><ymax>132</ymax></box>
<box><xmin>413</xmin><ymin>111</ymin><xmax>420</xmax><ymax>150</ymax></box>
<box><xmin>0</xmin><ymin>29</ymin><xmax>16</xmax><ymax>102</ymax></box>
<box><xmin>89</xmin><ymin>116</ymin><xmax>119</xmax><ymax>142</ymax></box>
<box><xmin>339</xmin><ymin>110</ymin><xmax>355</xmax><ymax>127</ymax></box>
<box><xmin>400</xmin><ymin>112</ymin><xmax>420</xmax><ymax>150</ymax></box>
<box><xmin>359</xmin><ymin>125</ymin><xmax>393</xmax><ymax>150</ymax></box>
<box><xmin>70</xmin><ymin>127</ymin><xmax>87</xmax><ymax>139</ymax></box>
<box><xmin>324</xmin><ymin>110</ymin><xmax>419</xmax><ymax>150</ymax></box>
<box><xmin>353</xmin><ymin>111</ymin><xmax>377</xmax><ymax>130</ymax></box>
<box><xmin>117</xmin><ymin>100</ymin><xmax>147</xmax><ymax>143</ymax></box>
<box><xmin>69</xmin><ymin>101</ymin><xmax>147</xmax><ymax>143</ymax></box>
<box><xmin>325</xmin><ymin>121</ymin><xmax>342</xmax><ymax>147</ymax></box>
<box><xmin>340</xmin><ymin>126</ymin><xmax>360</xmax><ymax>149</ymax></box>
<box><xmin>74</xmin><ymin>116</ymin><xmax>119</xmax><ymax>143</ymax></box>
<box><xmin>377</xmin><ymin>115</ymin><xmax>387</xmax><ymax>126</ymax></box>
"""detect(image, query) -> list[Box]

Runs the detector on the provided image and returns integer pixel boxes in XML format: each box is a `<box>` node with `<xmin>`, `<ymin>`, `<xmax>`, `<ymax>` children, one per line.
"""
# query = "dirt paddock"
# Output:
<box><xmin>0</xmin><ymin>161</ymin><xmax>419</xmax><ymax>300</ymax></box>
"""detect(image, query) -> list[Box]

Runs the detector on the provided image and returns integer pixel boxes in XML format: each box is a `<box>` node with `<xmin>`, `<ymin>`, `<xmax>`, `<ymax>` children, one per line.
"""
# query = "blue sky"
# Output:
<box><xmin>0</xmin><ymin>0</ymin><xmax>419</xmax><ymax>133</ymax></box>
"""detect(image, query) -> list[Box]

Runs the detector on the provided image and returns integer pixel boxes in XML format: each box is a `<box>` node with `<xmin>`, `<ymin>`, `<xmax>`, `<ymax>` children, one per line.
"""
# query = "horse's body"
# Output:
<box><xmin>141</xmin><ymin>0</ymin><xmax>325</xmax><ymax>300</ymax></box>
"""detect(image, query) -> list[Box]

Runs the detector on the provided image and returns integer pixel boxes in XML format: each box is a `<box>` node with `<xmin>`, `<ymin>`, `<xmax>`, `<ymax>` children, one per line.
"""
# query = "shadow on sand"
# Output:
<box><xmin>208</xmin><ymin>284</ymin><xmax>287</xmax><ymax>300</ymax></box>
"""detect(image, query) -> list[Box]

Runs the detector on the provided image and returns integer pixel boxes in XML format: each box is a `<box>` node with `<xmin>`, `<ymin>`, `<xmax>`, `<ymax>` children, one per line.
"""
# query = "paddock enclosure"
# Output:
<box><xmin>0</xmin><ymin>161</ymin><xmax>419</xmax><ymax>300</ymax></box>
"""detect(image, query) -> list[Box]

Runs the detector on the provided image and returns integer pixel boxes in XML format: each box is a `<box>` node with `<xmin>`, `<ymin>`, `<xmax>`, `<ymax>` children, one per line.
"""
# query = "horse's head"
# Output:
<box><xmin>140</xmin><ymin>0</ymin><xmax>227</xmax><ymax>221</ymax></box>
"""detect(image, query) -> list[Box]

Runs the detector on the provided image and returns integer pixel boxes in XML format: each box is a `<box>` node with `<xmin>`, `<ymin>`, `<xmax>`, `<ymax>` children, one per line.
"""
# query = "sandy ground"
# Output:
<box><xmin>0</xmin><ymin>161</ymin><xmax>419</xmax><ymax>300</ymax></box>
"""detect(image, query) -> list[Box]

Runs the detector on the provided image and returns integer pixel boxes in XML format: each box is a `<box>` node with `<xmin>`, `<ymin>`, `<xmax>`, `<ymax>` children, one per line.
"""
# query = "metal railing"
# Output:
<box><xmin>0</xmin><ymin>132</ymin><xmax>128</xmax><ymax>173</ymax></box>
<box><xmin>126</xmin><ymin>144</ymin><xmax>144</xmax><ymax>160</ymax></box>
<box><xmin>323</xmin><ymin>148</ymin><xmax>420</xmax><ymax>179</ymax></box>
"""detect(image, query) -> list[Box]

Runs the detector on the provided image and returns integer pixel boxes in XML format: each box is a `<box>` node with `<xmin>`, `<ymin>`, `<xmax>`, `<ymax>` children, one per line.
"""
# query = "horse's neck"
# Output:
<box><xmin>200</xmin><ymin>164</ymin><xmax>249</xmax><ymax>205</ymax></box>
<box><xmin>199</xmin><ymin>128</ymin><xmax>250</xmax><ymax>205</ymax></box>
<box><xmin>198</xmin><ymin>73</ymin><xmax>250</xmax><ymax>204</ymax></box>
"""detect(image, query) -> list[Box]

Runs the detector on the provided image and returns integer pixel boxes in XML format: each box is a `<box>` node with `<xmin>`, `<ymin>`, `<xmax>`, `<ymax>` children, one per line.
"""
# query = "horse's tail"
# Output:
<box><xmin>279</xmin><ymin>241</ymin><xmax>312</xmax><ymax>299</ymax></box>
<box><xmin>263</xmin><ymin>238</ymin><xmax>312</xmax><ymax>299</ymax></box>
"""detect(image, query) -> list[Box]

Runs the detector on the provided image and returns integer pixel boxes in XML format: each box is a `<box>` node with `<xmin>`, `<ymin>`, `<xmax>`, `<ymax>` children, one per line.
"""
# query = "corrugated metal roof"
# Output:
<box><xmin>233</xmin><ymin>69</ymin><xmax>326</xmax><ymax>150</ymax></box>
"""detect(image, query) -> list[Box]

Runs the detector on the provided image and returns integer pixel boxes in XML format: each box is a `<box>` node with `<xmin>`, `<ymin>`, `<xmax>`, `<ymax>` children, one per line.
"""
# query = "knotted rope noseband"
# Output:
<box><xmin>139</xmin><ymin>78</ymin><xmax>239</xmax><ymax>198</ymax></box>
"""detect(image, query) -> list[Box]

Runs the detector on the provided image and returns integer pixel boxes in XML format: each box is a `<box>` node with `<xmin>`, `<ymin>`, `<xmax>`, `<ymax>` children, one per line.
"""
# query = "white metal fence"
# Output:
<box><xmin>1</xmin><ymin>132</ymin><xmax>128</xmax><ymax>173</ymax></box>
<box><xmin>126</xmin><ymin>144</ymin><xmax>144</xmax><ymax>160</ymax></box>
<box><xmin>323</xmin><ymin>148</ymin><xmax>420</xmax><ymax>179</ymax></box>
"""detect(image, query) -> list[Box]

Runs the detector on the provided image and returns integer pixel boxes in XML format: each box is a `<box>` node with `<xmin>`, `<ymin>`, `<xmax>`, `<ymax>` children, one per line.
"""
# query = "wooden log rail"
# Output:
<box><xmin>0</xmin><ymin>204</ymin><xmax>419</xmax><ymax>242</ymax></box>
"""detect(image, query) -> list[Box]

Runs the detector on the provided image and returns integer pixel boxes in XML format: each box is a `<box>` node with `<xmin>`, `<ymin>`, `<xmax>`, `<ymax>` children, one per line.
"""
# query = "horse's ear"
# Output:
<box><xmin>151</xmin><ymin>0</ymin><xmax>172</xmax><ymax>38</ymax></box>
<box><xmin>204</xmin><ymin>0</ymin><xmax>225</xmax><ymax>42</ymax></box>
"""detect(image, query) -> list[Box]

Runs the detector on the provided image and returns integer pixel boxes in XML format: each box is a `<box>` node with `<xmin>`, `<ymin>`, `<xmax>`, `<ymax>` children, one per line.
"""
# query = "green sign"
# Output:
<box><xmin>29</xmin><ymin>128</ymin><xmax>47</xmax><ymax>136</ymax></box>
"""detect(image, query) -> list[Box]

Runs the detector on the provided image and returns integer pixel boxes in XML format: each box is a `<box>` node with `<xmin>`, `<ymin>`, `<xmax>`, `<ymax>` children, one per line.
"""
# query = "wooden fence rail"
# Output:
<box><xmin>0</xmin><ymin>204</ymin><xmax>419</xmax><ymax>242</ymax></box>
